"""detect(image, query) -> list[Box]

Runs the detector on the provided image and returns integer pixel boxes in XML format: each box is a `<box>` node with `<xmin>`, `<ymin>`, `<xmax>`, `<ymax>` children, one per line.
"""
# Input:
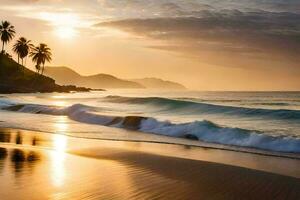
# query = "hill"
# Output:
<box><xmin>44</xmin><ymin>67</ymin><xmax>144</xmax><ymax>89</ymax></box>
<box><xmin>44</xmin><ymin>67</ymin><xmax>186</xmax><ymax>90</ymax></box>
<box><xmin>131</xmin><ymin>78</ymin><xmax>186</xmax><ymax>90</ymax></box>
<box><xmin>0</xmin><ymin>54</ymin><xmax>90</xmax><ymax>93</ymax></box>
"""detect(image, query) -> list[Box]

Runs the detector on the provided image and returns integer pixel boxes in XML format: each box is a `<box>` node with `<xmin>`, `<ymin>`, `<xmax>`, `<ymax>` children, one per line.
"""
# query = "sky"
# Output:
<box><xmin>0</xmin><ymin>0</ymin><xmax>300</xmax><ymax>90</ymax></box>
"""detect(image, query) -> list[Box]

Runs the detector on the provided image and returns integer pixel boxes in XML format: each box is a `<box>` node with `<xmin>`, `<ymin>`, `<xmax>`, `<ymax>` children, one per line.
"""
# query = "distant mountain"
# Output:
<box><xmin>44</xmin><ymin>67</ymin><xmax>144</xmax><ymax>89</ymax></box>
<box><xmin>44</xmin><ymin>66</ymin><xmax>186</xmax><ymax>90</ymax></box>
<box><xmin>131</xmin><ymin>78</ymin><xmax>186</xmax><ymax>90</ymax></box>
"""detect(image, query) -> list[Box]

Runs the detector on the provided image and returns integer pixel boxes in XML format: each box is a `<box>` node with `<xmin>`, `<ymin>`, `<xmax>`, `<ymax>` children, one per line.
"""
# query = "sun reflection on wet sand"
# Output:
<box><xmin>0</xmin><ymin>128</ymin><xmax>300</xmax><ymax>199</ymax></box>
<box><xmin>51</xmin><ymin>134</ymin><xmax>68</xmax><ymax>187</ymax></box>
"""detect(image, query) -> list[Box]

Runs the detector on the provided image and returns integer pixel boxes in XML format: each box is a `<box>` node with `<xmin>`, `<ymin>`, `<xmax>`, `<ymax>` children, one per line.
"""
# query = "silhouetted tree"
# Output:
<box><xmin>35</xmin><ymin>64</ymin><xmax>41</xmax><ymax>74</ymax></box>
<box><xmin>13</xmin><ymin>37</ymin><xmax>33</xmax><ymax>72</ymax></box>
<box><xmin>0</xmin><ymin>21</ymin><xmax>15</xmax><ymax>53</ymax></box>
<box><xmin>30</xmin><ymin>43</ymin><xmax>52</xmax><ymax>75</ymax></box>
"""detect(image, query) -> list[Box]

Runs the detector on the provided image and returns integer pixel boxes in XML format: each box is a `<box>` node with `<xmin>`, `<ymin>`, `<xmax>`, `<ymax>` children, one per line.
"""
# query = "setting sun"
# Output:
<box><xmin>55</xmin><ymin>27</ymin><xmax>77</xmax><ymax>39</ymax></box>
<box><xmin>38</xmin><ymin>12</ymin><xmax>79</xmax><ymax>39</ymax></box>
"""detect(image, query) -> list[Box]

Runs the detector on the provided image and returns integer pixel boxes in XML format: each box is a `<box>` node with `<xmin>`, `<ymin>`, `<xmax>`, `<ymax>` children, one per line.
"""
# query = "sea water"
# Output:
<box><xmin>0</xmin><ymin>90</ymin><xmax>299</xmax><ymax>154</ymax></box>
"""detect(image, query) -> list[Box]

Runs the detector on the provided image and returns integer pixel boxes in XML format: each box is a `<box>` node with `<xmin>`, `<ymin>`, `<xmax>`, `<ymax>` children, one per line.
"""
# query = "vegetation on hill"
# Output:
<box><xmin>0</xmin><ymin>20</ymin><xmax>90</xmax><ymax>93</ymax></box>
<box><xmin>0</xmin><ymin>19</ymin><xmax>185</xmax><ymax>92</ymax></box>
<box><xmin>0</xmin><ymin>54</ymin><xmax>90</xmax><ymax>93</ymax></box>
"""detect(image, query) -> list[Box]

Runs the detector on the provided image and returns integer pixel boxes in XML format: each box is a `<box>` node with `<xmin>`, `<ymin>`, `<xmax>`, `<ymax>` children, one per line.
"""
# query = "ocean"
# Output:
<box><xmin>0</xmin><ymin>90</ymin><xmax>299</xmax><ymax>154</ymax></box>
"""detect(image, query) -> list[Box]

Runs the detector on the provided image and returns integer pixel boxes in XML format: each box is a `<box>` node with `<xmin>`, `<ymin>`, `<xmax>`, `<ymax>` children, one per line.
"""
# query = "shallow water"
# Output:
<box><xmin>0</xmin><ymin>90</ymin><xmax>300</xmax><ymax>154</ymax></box>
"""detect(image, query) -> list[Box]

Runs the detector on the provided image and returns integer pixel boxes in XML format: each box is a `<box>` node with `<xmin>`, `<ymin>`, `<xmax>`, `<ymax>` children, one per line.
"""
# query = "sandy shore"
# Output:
<box><xmin>0</xmin><ymin>128</ymin><xmax>300</xmax><ymax>200</ymax></box>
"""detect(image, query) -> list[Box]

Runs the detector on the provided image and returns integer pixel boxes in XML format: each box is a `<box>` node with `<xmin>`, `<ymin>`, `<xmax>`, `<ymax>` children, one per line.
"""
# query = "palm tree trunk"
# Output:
<box><xmin>22</xmin><ymin>58</ymin><xmax>24</xmax><ymax>75</ymax></box>
<box><xmin>41</xmin><ymin>64</ymin><xmax>45</xmax><ymax>75</ymax></box>
<box><xmin>1</xmin><ymin>41</ymin><xmax>4</xmax><ymax>53</ymax></box>
<box><xmin>17</xmin><ymin>56</ymin><xmax>19</xmax><ymax>64</ymax></box>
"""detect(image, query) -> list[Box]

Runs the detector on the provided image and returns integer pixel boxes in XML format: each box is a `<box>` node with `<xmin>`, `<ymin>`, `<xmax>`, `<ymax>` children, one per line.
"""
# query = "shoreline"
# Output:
<box><xmin>1</xmin><ymin>127</ymin><xmax>300</xmax><ymax>178</ymax></box>
<box><xmin>0</xmin><ymin>133</ymin><xmax>300</xmax><ymax>199</ymax></box>
<box><xmin>1</xmin><ymin>126</ymin><xmax>299</xmax><ymax>160</ymax></box>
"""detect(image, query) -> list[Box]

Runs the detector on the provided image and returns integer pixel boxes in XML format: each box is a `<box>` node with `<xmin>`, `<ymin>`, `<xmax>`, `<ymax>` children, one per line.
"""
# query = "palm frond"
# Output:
<box><xmin>30</xmin><ymin>43</ymin><xmax>52</xmax><ymax>68</ymax></box>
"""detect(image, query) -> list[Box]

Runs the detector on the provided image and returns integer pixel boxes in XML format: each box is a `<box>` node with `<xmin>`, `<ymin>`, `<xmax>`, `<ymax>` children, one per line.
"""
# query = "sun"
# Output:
<box><xmin>55</xmin><ymin>27</ymin><xmax>77</xmax><ymax>39</ymax></box>
<box><xmin>38</xmin><ymin>12</ymin><xmax>79</xmax><ymax>39</ymax></box>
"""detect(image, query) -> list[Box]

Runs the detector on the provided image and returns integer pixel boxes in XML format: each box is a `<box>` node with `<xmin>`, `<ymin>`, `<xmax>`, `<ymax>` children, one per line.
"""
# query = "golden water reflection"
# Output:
<box><xmin>53</xmin><ymin>101</ymin><xmax>67</xmax><ymax>107</ymax></box>
<box><xmin>52</xmin><ymin>95</ymin><xmax>67</xmax><ymax>99</ymax></box>
<box><xmin>52</xmin><ymin>116</ymin><xmax>69</xmax><ymax>187</ymax></box>
<box><xmin>54</xmin><ymin>116</ymin><xmax>69</xmax><ymax>133</ymax></box>
<box><xmin>51</xmin><ymin>103</ymin><xmax>69</xmax><ymax>185</ymax></box>
<box><xmin>51</xmin><ymin>134</ymin><xmax>67</xmax><ymax>187</ymax></box>
<box><xmin>0</xmin><ymin>147</ymin><xmax>41</xmax><ymax>178</ymax></box>
<box><xmin>0</xmin><ymin>129</ymin><xmax>69</xmax><ymax>188</ymax></box>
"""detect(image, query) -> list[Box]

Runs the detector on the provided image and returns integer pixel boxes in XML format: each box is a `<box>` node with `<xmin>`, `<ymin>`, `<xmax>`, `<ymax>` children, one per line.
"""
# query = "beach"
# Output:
<box><xmin>0</xmin><ymin>128</ymin><xmax>299</xmax><ymax>200</ymax></box>
<box><xmin>1</xmin><ymin>2</ymin><xmax>300</xmax><ymax>199</ymax></box>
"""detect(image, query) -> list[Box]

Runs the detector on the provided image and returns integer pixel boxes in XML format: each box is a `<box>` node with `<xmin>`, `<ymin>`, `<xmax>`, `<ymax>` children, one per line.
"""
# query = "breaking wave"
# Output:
<box><xmin>2</xmin><ymin>102</ymin><xmax>300</xmax><ymax>153</ymax></box>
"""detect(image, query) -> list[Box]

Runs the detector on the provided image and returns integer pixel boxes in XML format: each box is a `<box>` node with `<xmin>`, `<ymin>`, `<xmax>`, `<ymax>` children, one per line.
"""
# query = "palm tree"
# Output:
<box><xmin>35</xmin><ymin>64</ymin><xmax>41</xmax><ymax>74</ymax></box>
<box><xmin>0</xmin><ymin>21</ymin><xmax>15</xmax><ymax>53</ymax></box>
<box><xmin>30</xmin><ymin>43</ymin><xmax>52</xmax><ymax>75</ymax></box>
<box><xmin>13</xmin><ymin>37</ymin><xmax>33</xmax><ymax>68</ymax></box>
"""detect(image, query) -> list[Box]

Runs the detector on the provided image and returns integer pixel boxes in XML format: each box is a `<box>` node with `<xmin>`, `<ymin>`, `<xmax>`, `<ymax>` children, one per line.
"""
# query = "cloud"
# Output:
<box><xmin>2</xmin><ymin>0</ymin><xmax>300</xmax><ymax>70</ymax></box>
<box><xmin>0</xmin><ymin>0</ymin><xmax>55</xmax><ymax>4</ymax></box>
<box><xmin>97</xmin><ymin>9</ymin><xmax>300</xmax><ymax>69</ymax></box>
<box><xmin>98</xmin><ymin>0</ymin><xmax>300</xmax><ymax>15</ymax></box>
<box><xmin>97</xmin><ymin>0</ymin><xmax>216</xmax><ymax>18</ymax></box>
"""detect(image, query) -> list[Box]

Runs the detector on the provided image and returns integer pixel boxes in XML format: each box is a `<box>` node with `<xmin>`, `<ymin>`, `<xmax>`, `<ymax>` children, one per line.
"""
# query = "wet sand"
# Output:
<box><xmin>0</xmin><ymin>128</ymin><xmax>300</xmax><ymax>200</ymax></box>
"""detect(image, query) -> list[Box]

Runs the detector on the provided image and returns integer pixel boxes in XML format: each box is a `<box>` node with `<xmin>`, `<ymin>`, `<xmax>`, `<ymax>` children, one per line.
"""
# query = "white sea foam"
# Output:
<box><xmin>139</xmin><ymin>118</ymin><xmax>300</xmax><ymax>153</ymax></box>
<box><xmin>2</xmin><ymin>102</ymin><xmax>300</xmax><ymax>153</ymax></box>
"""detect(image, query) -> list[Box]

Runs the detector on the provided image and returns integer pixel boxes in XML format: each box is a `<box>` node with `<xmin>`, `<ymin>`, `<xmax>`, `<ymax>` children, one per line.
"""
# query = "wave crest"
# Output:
<box><xmin>2</xmin><ymin>102</ymin><xmax>300</xmax><ymax>153</ymax></box>
<box><xmin>104</xmin><ymin>96</ymin><xmax>300</xmax><ymax>120</ymax></box>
